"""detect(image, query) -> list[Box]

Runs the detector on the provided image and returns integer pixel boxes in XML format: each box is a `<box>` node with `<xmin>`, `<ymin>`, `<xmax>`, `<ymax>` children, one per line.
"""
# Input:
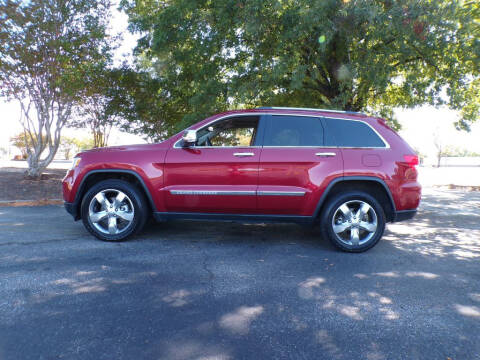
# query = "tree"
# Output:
<box><xmin>10</xmin><ymin>133</ymin><xmax>30</xmax><ymax>159</ymax></box>
<box><xmin>104</xmin><ymin>67</ymin><xmax>179</xmax><ymax>142</ymax></box>
<box><xmin>60</xmin><ymin>136</ymin><xmax>94</xmax><ymax>158</ymax></box>
<box><xmin>442</xmin><ymin>146</ymin><xmax>480</xmax><ymax>158</ymax></box>
<box><xmin>0</xmin><ymin>0</ymin><xmax>113</xmax><ymax>178</ymax></box>
<box><xmin>76</xmin><ymin>92</ymin><xmax>114</xmax><ymax>149</ymax></box>
<box><xmin>60</xmin><ymin>136</ymin><xmax>76</xmax><ymax>160</ymax></box>
<box><xmin>121</xmin><ymin>0</ymin><xmax>480</xmax><ymax>138</ymax></box>
<box><xmin>0</xmin><ymin>146</ymin><xmax>7</xmax><ymax>159</ymax></box>
<box><xmin>10</xmin><ymin>132</ymin><xmax>48</xmax><ymax>159</ymax></box>
<box><xmin>71</xmin><ymin>137</ymin><xmax>95</xmax><ymax>152</ymax></box>
<box><xmin>433</xmin><ymin>129</ymin><xmax>447</xmax><ymax>168</ymax></box>
<box><xmin>72</xmin><ymin>68</ymin><xmax>125</xmax><ymax>148</ymax></box>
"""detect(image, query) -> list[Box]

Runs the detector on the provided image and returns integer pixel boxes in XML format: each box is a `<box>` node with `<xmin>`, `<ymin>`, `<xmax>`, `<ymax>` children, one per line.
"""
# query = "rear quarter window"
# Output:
<box><xmin>323</xmin><ymin>118</ymin><xmax>386</xmax><ymax>148</ymax></box>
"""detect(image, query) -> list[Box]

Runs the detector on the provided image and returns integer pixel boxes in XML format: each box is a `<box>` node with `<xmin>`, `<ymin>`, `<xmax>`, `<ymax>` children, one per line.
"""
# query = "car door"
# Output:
<box><xmin>257</xmin><ymin>114</ymin><xmax>343</xmax><ymax>216</ymax></box>
<box><xmin>163</xmin><ymin>115</ymin><xmax>264</xmax><ymax>214</ymax></box>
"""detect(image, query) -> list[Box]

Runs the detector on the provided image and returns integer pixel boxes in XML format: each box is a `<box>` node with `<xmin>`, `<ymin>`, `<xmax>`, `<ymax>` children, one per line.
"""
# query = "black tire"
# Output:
<box><xmin>80</xmin><ymin>179</ymin><xmax>149</xmax><ymax>241</ymax></box>
<box><xmin>320</xmin><ymin>191</ymin><xmax>386</xmax><ymax>253</ymax></box>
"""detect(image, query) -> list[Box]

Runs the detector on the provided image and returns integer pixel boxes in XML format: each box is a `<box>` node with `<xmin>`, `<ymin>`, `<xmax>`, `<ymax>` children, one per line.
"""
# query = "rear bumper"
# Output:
<box><xmin>64</xmin><ymin>202</ymin><xmax>80</xmax><ymax>221</ymax></box>
<box><xmin>393</xmin><ymin>209</ymin><xmax>417</xmax><ymax>222</ymax></box>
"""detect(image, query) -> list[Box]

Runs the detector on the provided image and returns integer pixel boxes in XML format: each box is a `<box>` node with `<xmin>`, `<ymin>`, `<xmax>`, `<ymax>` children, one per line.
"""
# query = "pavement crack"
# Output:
<box><xmin>201</xmin><ymin>247</ymin><xmax>215</xmax><ymax>296</ymax></box>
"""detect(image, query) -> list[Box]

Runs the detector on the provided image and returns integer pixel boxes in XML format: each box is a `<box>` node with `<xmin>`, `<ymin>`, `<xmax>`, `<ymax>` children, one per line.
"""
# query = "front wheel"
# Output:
<box><xmin>80</xmin><ymin>179</ymin><xmax>148</xmax><ymax>241</ymax></box>
<box><xmin>320</xmin><ymin>191</ymin><xmax>386</xmax><ymax>252</ymax></box>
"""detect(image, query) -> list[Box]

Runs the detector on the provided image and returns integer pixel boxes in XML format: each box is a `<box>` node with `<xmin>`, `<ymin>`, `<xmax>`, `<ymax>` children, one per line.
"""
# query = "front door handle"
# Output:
<box><xmin>234</xmin><ymin>152</ymin><xmax>255</xmax><ymax>157</ymax></box>
<box><xmin>315</xmin><ymin>152</ymin><xmax>336</xmax><ymax>157</ymax></box>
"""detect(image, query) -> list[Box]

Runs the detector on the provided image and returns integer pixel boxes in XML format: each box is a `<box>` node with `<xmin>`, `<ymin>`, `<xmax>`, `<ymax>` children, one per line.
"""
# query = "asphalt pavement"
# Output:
<box><xmin>0</xmin><ymin>187</ymin><xmax>479</xmax><ymax>360</ymax></box>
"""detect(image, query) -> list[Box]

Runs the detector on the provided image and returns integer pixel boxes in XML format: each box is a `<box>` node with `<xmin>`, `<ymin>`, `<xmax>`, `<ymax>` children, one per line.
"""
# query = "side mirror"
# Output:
<box><xmin>182</xmin><ymin>130</ymin><xmax>197</xmax><ymax>147</ymax></box>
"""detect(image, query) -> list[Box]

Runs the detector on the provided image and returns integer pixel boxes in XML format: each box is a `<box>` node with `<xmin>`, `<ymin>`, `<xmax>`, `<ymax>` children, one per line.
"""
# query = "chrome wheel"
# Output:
<box><xmin>331</xmin><ymin>200</ymin><xmax>378</xmax><ymax>247</ymax></box>
<box><xmin>88</xmin><ymin>189</ymin><xmax>135</xmax><ymax>235</ymax></box>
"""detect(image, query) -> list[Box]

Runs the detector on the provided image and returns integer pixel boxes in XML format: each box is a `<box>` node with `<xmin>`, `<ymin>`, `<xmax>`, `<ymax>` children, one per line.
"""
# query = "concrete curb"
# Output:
<box><xmin>0</xmin><ymin>199</ymin><xmax>63</xmax><ymax>207</ymax></box>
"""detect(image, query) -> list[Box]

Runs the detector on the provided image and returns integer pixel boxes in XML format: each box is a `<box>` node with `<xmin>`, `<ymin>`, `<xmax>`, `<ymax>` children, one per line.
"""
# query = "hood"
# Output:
<box><xmin>80</xmin><ymin>141</ymin><xmax>167</xmax><ymax>155</ymax></box>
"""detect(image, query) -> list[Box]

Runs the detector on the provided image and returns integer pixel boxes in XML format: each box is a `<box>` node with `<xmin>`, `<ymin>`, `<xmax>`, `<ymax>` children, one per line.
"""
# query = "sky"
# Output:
<box><xmin>396</xmin><ymin>106</ymin><xmax>480</xmax><ymax>158</ymax></box>
<box><xmin>1</xmin><ymin>5</ymin><xmax>480</xmax><ymax>159</ymax></box>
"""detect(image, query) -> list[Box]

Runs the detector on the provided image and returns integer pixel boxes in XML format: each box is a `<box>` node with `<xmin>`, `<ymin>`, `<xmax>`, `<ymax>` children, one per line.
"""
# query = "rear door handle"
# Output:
<box><xmin>234</xmin><ymin>152</ymin><xmax>255</xmax><ymax>157</ymax></box>
<box><xmin>315</xmin><ymin>152</ymin><xmax>336</xmax><ymax>157</ymax></box>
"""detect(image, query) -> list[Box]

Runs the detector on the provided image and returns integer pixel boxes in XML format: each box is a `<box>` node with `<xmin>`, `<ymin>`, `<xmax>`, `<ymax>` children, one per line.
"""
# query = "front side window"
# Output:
<box><xmin>324</xmin><ymin>118</ymin><xmax>386</xmax><ymax>148</ymax></box>
<box><xmin>264</xmin><ymin>115</ymin><xmax>324</xmax><ymax>146</ymax></box>
<box><xmin>195</xmin><ymin>116</ymin><xmax>259</xmax><ymax>147</ymax></box>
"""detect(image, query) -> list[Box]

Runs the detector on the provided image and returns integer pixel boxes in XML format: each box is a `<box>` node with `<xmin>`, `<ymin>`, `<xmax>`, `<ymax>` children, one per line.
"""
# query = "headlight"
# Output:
<box><xmin>69</xmin><ymin>157</ymin><xmax>81</xmax><ymax>171</ymax></box>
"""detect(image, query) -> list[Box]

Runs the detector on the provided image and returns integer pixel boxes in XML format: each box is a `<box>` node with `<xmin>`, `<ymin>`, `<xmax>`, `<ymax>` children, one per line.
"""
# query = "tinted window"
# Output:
<box><xmin>324</xmin><ymin>118</ymin><xmax>386</xmax><ymax>147</ymax></box>
<box><xmin>196</xmin><ymin>116</ymin><xmax>259</xmax><ymax>147</ymax></box>
<box><xmin>264</xmin><ymin>115</ymin><xmax>324</xmax><ymax>146</ymax></box>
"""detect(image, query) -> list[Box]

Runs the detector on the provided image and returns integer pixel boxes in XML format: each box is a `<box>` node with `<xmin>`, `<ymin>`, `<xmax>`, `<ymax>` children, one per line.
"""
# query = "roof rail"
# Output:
<box><xmin>256</xmin><ymin>106</ymin><xmax>367</xmax><ymax>116</ymax></box>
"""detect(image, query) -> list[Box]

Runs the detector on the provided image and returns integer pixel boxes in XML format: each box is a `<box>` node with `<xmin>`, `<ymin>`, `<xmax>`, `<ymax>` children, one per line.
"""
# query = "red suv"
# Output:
<box><xmin>63</xmin><ymin>107</ymin><xmax>421</xmax><ymax>252</ymax></box>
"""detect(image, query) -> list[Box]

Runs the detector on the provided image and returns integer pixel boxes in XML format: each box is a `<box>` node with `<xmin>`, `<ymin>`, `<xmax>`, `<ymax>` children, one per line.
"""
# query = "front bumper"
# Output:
<box><xmin>393</xmin><ymin>209</ymin><xmax>417</xmax><ymax>222</ymax></box>
<box><xmin>64</xmin><ymin>202</ymin><xmax>80</xmax><ymax>221</ymax></box>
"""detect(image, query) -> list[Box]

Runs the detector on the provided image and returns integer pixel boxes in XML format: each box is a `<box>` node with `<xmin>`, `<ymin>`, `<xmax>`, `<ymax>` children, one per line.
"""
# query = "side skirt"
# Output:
<box><xmin>153</xmin><ymin>212</ymin><xmax>315</xmax><ymax>225</ymax></box>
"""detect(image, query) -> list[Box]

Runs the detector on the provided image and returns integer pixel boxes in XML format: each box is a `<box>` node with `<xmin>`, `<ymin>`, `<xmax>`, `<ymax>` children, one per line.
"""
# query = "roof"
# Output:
<box><xmin>256</xmin><ymin>106</ymin><xmax>367</xmax><ymax>116</ymax></box>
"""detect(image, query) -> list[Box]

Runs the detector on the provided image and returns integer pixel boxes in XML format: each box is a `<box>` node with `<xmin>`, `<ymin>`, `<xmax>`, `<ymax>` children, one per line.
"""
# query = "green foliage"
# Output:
<box><xmin>72</xmin><ymin>67</ymin><xmax>124</xmax><ymax>148</ymax></box>
<box><xmin>60</xmin><ymin>136</ymin><xmax>77</xmax><ymax>159</ymax></box>
<box><xmin>0</xmin><ymin>0</ymin><xmax>112</xmax><ymax>103</ymax></box>
<box><xmin>0</xmin><ymin>0</ymin><xmax>113</xmax><ymax>177</ymax></box>
<box><xmin>71</xmin><ymin>137</ymin><xmax>95</xmax><ymax>152</ymax></box>
<box><xmin>10</xmin><ymin>132</ymin><xmax>48</xmax><ymax>158</ymax></box>
<box><xmin>10</xmin><ymin>133</ymin><xmax>30</xmax><ymax>157</ymax></box>
<box><xmin>121</xmin><ymin>0</ymin><xmax>480</xmax><ymax>138</ymax></box>
<box><xmin>443</xmin><ymin>146</ymin><xmax>480</xmax><ymax>157</ymax></box>
<box><xmin>105</xmin><ymin>67</ymin><xmax>182</xmax><ymax>141</ymax></box>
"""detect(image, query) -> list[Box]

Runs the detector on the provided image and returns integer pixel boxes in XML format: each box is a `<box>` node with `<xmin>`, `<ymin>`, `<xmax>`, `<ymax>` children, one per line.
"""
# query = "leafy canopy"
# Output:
<box><xmin>121</xmin><ymin>0</ymin><xmax>480</xmax><ymax>138</ymax></box>
<box><xmin>105</xmin><ymin>67</ymin><xmax>182</xmax><ymax>142</ymax></box>
<box><xmin>0</xmin><ymin>0</ymin><xmax>113</xmax><ymax>176</ymax></box>
<box><xmin>72</xmin><ymin>67</ymin><xmax>125</xmax><ymax>148</ymax></box>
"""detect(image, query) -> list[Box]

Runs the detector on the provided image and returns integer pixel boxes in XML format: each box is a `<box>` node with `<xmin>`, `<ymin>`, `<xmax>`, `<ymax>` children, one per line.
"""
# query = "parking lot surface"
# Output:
<box><xmin>0</xmin><ymin>187</ymin><xmax>479</xmax><ymax>360</ymax></box>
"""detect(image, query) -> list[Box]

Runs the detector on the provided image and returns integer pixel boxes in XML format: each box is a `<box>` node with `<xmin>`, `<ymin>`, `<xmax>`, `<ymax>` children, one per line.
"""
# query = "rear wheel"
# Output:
<box><xmin>81</xmin><ymin>179</ymin><xmax>148</xmax><ymax>241</ymax></box>
<box><xmin>320</xmin><ymin>191</ymin><xmax>386</xmax><ymax>252</ymax></box>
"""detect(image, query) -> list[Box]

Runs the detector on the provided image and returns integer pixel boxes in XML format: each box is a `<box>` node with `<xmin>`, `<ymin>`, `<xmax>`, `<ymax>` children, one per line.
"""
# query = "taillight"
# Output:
<box><xmin>403</xmin><ymin>155</ymin><xmax>419</xmax><ymax>169</ymax></box>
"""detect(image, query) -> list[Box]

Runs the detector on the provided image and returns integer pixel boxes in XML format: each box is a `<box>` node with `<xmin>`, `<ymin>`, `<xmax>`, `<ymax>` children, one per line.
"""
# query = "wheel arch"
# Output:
<box><xmin>73</xmin><ymin>169</ymin><xmax>156</xmax><ymax>219</ymax></box>
<box><xmin>314</xmin><ymin>176</ymin><xmax>396</xmax><ymax>222</ymax></box>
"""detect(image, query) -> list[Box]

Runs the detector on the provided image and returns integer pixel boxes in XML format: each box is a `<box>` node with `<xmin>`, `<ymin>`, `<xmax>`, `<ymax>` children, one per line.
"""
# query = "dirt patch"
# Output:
<box><xmin>0</xmin><ymin>169</ymin><xmax>65</xmax><ymax>201</ymax></box>
<box><xmin>0</xmin><ymin>199</ymin><xmax>63</xmax><ymax>207</ymax></box>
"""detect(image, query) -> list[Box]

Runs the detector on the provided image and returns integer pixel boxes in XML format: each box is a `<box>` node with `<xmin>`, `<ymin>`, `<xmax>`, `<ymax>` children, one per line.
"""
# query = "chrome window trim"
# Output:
<box><xmin>322</xmin><ymin>116</ymin><xmax>389</xmax><ymax>149</ymax></box>
<box><xmin>181</xmin><ymin>146</ymin><xmax>262</xmax><ymax>149</ymax></box>
<box><xmin>173</xmin><ymin>112</ymin><xmax>390</xmax><ymax>149</ymax></box>
<box><xmin>174</xmin><ymin>114</ymin><xmax>262</xmax><ymax>149</ymax></box>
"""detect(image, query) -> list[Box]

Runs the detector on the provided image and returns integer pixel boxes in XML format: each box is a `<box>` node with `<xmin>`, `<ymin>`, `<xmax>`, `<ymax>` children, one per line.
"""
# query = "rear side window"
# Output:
<box><xmin>323</xmin><ymin>118</ymin><xmax>386</xmax><ymax>148</ymax></box>
<box><xmin>264</xmin><ymin>115</ymin><xmax>324</xmax><ymax>146</ymax></box>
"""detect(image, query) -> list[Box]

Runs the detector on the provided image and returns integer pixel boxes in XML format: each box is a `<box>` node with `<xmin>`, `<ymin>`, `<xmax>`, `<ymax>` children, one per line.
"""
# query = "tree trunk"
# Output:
<box><xmin>25</xmin><ymin>141</ymin><xmax>61</xmax><ymax>179</ymax></box>
<box><xmin>92</xmin><ymin>127</ymin><xmax>110</xmax><ymax>148</ymax></box>
<box><xmin>93</xmin><ymin>130</ymin><xmax>103</xmax><ymax>148</ymax></box>
<box><xmin>25</xmin><ymin>153</ymin><xmax>46</xmax><ymax>179</ymax></box>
